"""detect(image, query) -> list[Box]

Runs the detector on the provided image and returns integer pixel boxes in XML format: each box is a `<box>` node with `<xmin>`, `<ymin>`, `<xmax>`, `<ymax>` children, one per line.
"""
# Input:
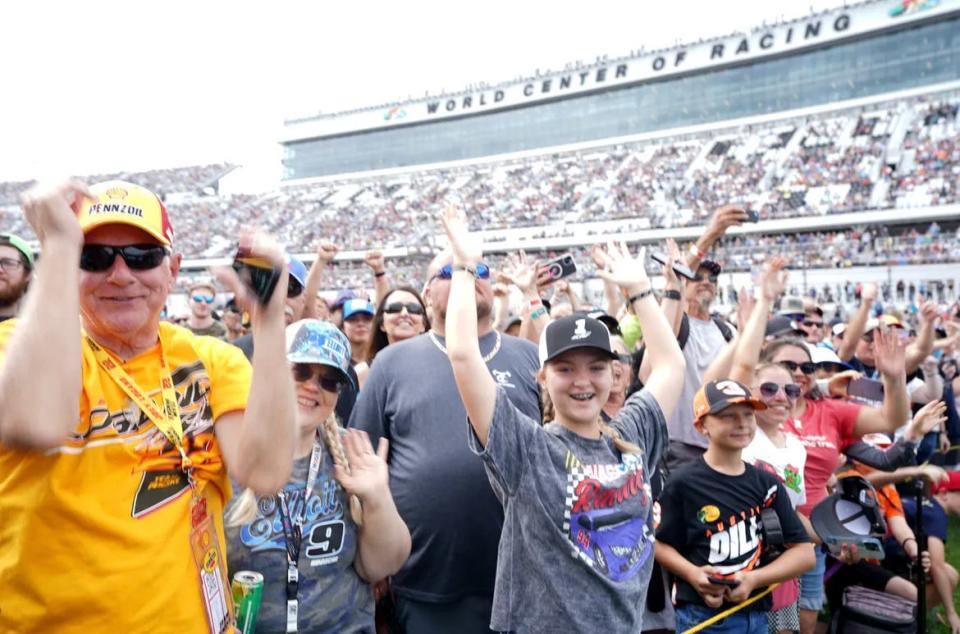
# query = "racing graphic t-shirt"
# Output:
<box><xmin>783</xmin><ymin>397</ymin><xmax>861</xmax><ymax>517</ymax></box>
<box><xmin>225</xmin><ymin>441</ymin><xmax>373</xmax><ymax>634</ymax></box>
<box><xmin>469</xmin><ymin>387</ymin><xmax>667</xmax><ymax>634</ymax></box>
<box><xmin>656</xmin><ymin>458</ymin><xmax>809</xmax><ymax>612</ymax></box>
<box><xmin>741</xmin><ymin>424</ymin><xmax>807</xmax><ymax>509</ymax></box>
<box><xmin>0</xmin><ymin>320</ymin><xmax>251</xmax><ymax>633</ymax></box>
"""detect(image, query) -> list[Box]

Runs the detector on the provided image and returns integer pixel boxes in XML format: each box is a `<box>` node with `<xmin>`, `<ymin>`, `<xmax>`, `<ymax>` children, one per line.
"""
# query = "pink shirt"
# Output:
<box><xmin>784</xmin><ymin>397</ymin><xmax>862</xmax><ymax>518</ymax></box>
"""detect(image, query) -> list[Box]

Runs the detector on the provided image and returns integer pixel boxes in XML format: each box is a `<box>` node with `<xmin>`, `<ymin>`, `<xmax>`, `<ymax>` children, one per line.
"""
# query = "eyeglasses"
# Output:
<box><xmin>292</xmin><ymin>363</ymin><xmax>344</xmax><ymax>393</ymax></box>
<box><xmin>778</xmin><ymin>360</ymin><xmax>816</xmax><ymax>375</ymax></box>
<box><xmin>192</xmin><ymin>294</ymin><xmax>215</xmax><ymax>304</ymax></box>
<box><xmin>759</xmin><ymin>382</ymin><xmax>802</xmax><ymax>400</ymax></box>
<box><xmin>803</xmin><ymin>320</ymin><xmax>824</xmax><ymax>328</ymax></box>
<box><xmin>0</xmin><ymin>257</ymin><xmax>24</xmax><ymax>272</ymax></box>
<box><xmin>431</xmin><ymin>262</ymin><xmax>491</xmax><ymax>281</ymax></box>
<box><xmin>383</xmin><ymin>302</ymin><xmax>424</xmax><ymax>315</ymax></box>
<box><xmin>79</xmin><ymin>244</ymin><xmax>170</xmax><ymax>272</ymax></box>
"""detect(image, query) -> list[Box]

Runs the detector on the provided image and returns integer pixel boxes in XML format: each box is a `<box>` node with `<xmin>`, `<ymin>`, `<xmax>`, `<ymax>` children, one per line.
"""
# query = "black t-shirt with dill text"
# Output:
<box><xmin>656</xmin><ymin>457</ymin><xmax>808</xmax><ymax>611</ymax></box>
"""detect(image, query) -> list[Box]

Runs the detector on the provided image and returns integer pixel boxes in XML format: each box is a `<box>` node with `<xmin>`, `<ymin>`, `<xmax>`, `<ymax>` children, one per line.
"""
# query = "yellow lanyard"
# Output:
<box><xmin>83</xmin><ymin>334</ymin><xmax>192</xmax><ymax>472</ymax></box>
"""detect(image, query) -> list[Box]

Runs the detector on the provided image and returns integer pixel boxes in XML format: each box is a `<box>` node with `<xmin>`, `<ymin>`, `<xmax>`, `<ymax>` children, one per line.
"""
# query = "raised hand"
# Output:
<box><xmin>20</xmin><ymin>180</ymin><xmax>93</xmax><ymax>248</ymax></box>
<box><xmin>759</xmin><ymin>256</ymin><xmax>789</xmax><ymax>302</ymax></box>
<box><xmin>333</xmin><ymin>429</ymin><xmax>390</xmax><ymax>502</ymax></box>
<box><xmin>872</xmin><ymin>326</ymin><xmax>907</xmax><ymax>379</ymax></box>
<box><xmin>861</xmin><ymin>282</ymin><xmax>878</xmax><ymax>304</ymax></box>
<box><xmin>705</xmin><ymin>204</ymin><xmax>749</xmax><ymax>240</ymax></box>
<box><xmin>500</xmin><ymin>250</ymin><xmax>539</xmax><ymax>295</ymax></box>
<box><xmin>918</xmin><ymin>299</ymin><xmax>938</xmax><ymax>325</ymax></box>
<box><xmin>909</xmin><ymin>399</ymin><xmax>947</xmax><ymax>439</ymax></box>
<box><xmin>364</xmin><ymin>249</ymin><xmax>385</xmax><ymax>274</ymax></box>
<box><xmin>440</xmin><ymin>204</ymin><xmax>482</xmax><ymax>265</ymax></box>
<box><xmin>316</xmin><ymin>241</ymin><xmax>339</xmax><ymax>265</ymax></box>
<box><xmin>213</xmin><ymin>228</ymin><xmax>289</xmax><ymax>324</ymax></box>
<box><xmin>661</xmin><ymin>238</ymin><xmax>682</xmax><ymax>288</ymax></box>
<box><xmin>594</xmin><ymin>241</ymin><xmax>650</xmax><ymax>296</ymax></box>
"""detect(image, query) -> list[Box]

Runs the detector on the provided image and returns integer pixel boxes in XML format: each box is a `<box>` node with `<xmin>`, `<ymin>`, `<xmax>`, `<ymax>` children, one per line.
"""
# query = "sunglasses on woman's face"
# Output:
<box><xmin>292</xmin><ymin>363</ymin><xmax>343</xmax><ymax>393</ymax></box>
<box><xmin>431</xmin><ymin>262</ymin><xmax>491</xmax><ymax>281</ymax></box>
<box><xmin>192</xmin><ymin>294</ymin><xmax>215</xmax><ymax>304</ymax></box>
<box><xmin>759</xmin><ymin>382</ymin><xmax>802</xmax><ymax>400</ymax></box>
<box><xmin>383</xmin><ymin>302</ymin><xmax>424</xmax><ymax>315</ymax></box>
<box><xmin>79</xmin><ymin>244</ymin><xmax>170</xmax><ymax>272</ymax></box>
<box><xmin>778</xmin><ymin>360</ymin><xmax>816</xmax><ymax>375</ymax></box>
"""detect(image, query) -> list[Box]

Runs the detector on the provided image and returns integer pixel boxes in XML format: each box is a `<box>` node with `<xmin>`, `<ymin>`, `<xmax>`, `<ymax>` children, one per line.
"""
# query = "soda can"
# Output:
<box><xmin>232</xmin><ymin>570</ymin><xmax>264</xmax><ymax>634</ymax></box>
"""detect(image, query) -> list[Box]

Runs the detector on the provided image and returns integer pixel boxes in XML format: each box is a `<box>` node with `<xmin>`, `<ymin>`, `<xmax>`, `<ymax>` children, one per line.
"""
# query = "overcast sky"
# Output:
<box><xmin>0</xmin><ymin>0</ymin><xmax>843</xmax><ymax>182</ymax></box>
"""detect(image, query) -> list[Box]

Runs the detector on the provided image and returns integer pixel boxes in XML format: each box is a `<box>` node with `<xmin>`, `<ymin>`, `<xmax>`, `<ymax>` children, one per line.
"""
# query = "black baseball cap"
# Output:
<box><xmin>765</xmin><ymin>315</ymin><xmax>805</xmax><ymax>338</ymax></box>
<box><xmin>810</xmin><ymin>475</ymin><xmax>886</xmax><ymax>555</ymax></box>
<box><xmin>577</xmin><ymin>309</ymin><xmax>621</xmax><ymax>337</ymax></box>
<box><xmin>538</xmin><ymin>314</ymin><xmax>618</xmax><ymax>366</ymax></box>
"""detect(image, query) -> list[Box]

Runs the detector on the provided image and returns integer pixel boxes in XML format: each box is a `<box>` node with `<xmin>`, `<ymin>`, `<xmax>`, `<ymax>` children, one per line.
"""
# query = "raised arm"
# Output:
<box><xmin>302</xmin><ymin>241</ymin><xmax>338</xmax><ymax>319</ymax></box>
<box><xmin>364</xmin><ymin>250</ymin><xmax>390</xmax><ymax>304</ymax></box>
<box><xmin>214</xmin><ymin>232</ymin><xmax>297</xmax><ymax>494</ymax></box>
<box><xmin>501</xmin><ymin>250</ymin><xmax>548</xmax><ymax>344</ymax></box>
<box><xmin>442</xmin><ymin>206</ymin><xmax>498</xmax><ymax>446</ymax></box>
<box><xmin>0</xmin><ymin>181</ymin><xmax>90</xmax><ymax>448</ymax></box>
<box><xmin>905</xmin><ymin>300</ymin><xmax>937</xmax><ymax>374</ymax></box>
<box><xmin>638</xmin><ymin>239</ymin><xmax>685</xmax><ymax>384</ymax></box>
<box><xmin>853</xmin><ymin>327</ymin><xmax>911</xmax><ymax>437</ymax></box>
<box><xmin>596</xmin><ymin>242</ymin><xmax>685</xmax><ymax>419</ymax></box>
<box><xmin>838</xmin><ymin>282</ymin><xmax>877</xmax><ymax>362</ymax></box>
<box><xmin>684</xmin><ymin>204</ymin><xmax>747</xmax><ymax>271</ymax></box>
<box><xmin>724</xmin><ymin>257</ymin><xmax>788</xmax><ymax>384</ymax></box>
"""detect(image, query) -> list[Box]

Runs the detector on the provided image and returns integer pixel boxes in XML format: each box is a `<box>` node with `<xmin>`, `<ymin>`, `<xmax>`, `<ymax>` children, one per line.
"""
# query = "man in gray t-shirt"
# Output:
<box><xmin>349</xmin><ymin>252</ymin><xmax>540</xmax><ymax>634</ymax></box>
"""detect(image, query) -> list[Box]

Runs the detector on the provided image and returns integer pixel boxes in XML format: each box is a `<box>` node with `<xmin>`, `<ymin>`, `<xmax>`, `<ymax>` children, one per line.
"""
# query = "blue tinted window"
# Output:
<box><xmin>284</xmin><ymin>16</ymin><xmax>960</xmax><ymax>179</ymax></box>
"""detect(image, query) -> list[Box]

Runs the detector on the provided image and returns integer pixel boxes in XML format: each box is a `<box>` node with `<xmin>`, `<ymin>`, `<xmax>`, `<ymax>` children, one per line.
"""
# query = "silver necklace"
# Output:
<box><xmin>429</xmin><ymin>330</ymin><xmax>502</xmax><ymax>363</ymax></box>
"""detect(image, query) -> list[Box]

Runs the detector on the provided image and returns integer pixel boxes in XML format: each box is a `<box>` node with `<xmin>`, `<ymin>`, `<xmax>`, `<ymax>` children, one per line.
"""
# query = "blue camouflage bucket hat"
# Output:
<box><xmin>284</xmin><ymin>319</ymin><xmax>355</xmax><ymax>388</ymax></box>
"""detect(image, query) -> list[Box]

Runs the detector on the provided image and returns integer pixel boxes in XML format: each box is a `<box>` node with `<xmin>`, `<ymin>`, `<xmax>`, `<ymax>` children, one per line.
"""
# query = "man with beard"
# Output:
<box><xmin>639</xmin><ymin>205</ymin><xmax>745</xmax><ymax>471</ymax></box>
<box><xmin>0</xmin><ymin>233</ymin><xmax>33</xmax><ymax>322</ymax></box>
<box><xmin>349</xmin><ymin>250</ymin><xmax>540</xmax><ymax>634</ymax></box>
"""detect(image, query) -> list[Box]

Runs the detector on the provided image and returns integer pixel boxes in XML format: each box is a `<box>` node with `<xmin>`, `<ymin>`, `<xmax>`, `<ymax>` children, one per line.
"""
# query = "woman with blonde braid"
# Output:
<box><xmin>225</xmin><ymin>319</ymin><xmax>410</xmax><ymax>633</ymax></box>
<box><xmin>440</xmin><ymin>205</ymin><xmax>686</xmax><ymax>633</ymax></box>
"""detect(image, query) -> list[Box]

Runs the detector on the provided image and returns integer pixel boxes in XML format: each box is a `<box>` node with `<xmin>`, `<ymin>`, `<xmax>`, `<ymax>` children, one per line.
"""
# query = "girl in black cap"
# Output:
<box><xmin>439</xmin><ymin>205</ymin><xmax>685</xmax><ymax>634</ymax></box>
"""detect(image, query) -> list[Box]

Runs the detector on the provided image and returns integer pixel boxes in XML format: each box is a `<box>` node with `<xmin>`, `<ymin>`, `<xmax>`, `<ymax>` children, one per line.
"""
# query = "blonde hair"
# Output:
<box><xmin>540</xmin><ymin>388</ymin><xmax>643</xmax><ymax>455</ymax></box>
<box><xmin>226</xmin><ymin>412</ymin><xmax>363</xmax><ymax>527</ymax></box>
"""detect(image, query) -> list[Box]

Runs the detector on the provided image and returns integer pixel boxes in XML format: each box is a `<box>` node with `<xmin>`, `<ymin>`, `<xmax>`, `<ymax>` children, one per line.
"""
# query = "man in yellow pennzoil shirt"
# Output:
<box><xmin>0</xmin><ymin>180</ymin><xmax>297</xmax><ymax>633</ymax></box>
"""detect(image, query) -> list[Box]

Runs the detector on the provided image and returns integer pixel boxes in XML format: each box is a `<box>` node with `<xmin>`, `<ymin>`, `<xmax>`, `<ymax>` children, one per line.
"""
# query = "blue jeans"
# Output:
<box><xmin>675</xmin><ymin>603</ymin><xmax>766</xmax><ymax>634</ymax></box>
<box><xmin>798</xmin><ymin>545</ymin><xmax>827</xmax><ymax>611</ymax></box>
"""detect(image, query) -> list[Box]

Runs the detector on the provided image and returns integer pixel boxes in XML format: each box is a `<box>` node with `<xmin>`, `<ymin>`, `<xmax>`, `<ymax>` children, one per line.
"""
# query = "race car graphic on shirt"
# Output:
<box><xmin>563</xmin><ymin>453</ymin><xmax>654</xmax><ymax>581</ymax></box>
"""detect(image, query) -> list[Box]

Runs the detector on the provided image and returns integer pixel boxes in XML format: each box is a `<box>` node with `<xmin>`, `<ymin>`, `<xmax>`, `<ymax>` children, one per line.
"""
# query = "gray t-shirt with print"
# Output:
<box><xmin>225</xmin><ymin>442</ymin><xmax>374</xmax><ymax>634</ymax></box>
<box><xmin>469</xmin><ymin>387</ymin><xmax>667</xmax><ymax>634</ymax></box>
<box><xmin>666</xmin><ymin>315</ymin><xmax>729</xmax><ymax>449</ymax></box>
<box><xmin>348</xmin><ymin>330</ymin><xmax>541</xmax><ymax>602</ymax></box>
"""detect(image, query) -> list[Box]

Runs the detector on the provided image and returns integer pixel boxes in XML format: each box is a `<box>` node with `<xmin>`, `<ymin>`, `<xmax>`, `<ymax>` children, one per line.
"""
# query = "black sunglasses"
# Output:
<box><xmin>431</xmin><ymin>262</ymin><xmax>491</xmax><ymax>281</ymax></box>
<box><xmin>79</xmin><ymin>244</ymin><xmax>170</xmax><ymax>272</ymax></box>
<box><xmin>803</xmin><ymin>320</ymin><xmax>824</xmax><ymax>328</ymax></box>
<box><xmin>292</xmin><ymin>363</ymin><xmax>343</xmax><ymax>393</ymax></box>
<box><xmin>759</xmin><ymin>382</ymin><xmax>802</xmax><ymax>400</ymax></box>
<box><xmin>383</xmin><ymin>302</ymin><xmax>424</xmax><ymax>315</ymax></box>
<box><xmin>778</xmin><ymin>360</ymin><xmax>816</xmax><ymax>375</ymax></box>
<box><xmin>694</xmin><ymin>272</ymin><xmax>719</xmax><ymax>283</ymax></box>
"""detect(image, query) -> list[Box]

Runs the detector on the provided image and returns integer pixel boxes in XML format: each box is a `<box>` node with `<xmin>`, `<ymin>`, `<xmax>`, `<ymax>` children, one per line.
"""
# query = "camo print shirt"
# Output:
<box><xmin>225</xmin><ymin>445</ymin><xmax>374</xmax><ymax>634</ymax></box>
<box><xmin>469</xmin><ymin>387</ymin><xmax>667</xmax><ymax>634</ymax></box>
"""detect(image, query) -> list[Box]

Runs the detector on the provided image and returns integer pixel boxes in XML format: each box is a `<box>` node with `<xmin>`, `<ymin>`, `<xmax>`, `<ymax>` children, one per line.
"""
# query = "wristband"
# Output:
<box><xmin>530</xmin><ymin>306</ymin><xmax>548</xmax><ymax>320</ymax></box>
<box><xmin>627</xmin><ymin>289</ymin><xmax>654</xmax><ymax>304</ymax></box>
<box><xmin>663</xmin><ymin>289</ymin><xmax>682</xmax><ymax>301</ymax></box>
<box><xmin>901</xmin><ymin>537</ymin><xmax>917</xmax><ymax>548</ymax></box>
<box><xmin>529</xmin><ymin>298</ymin><xmax>543</xmax><ymax>307</ymax></box>
<box><xmin>451</xmin><ymin>264</ymin><xmax>477</xmax><ymax>277</ymax></box>
<box><xmin>689</xmin><ymin>243</ymin><xmax>707</xmax><ymax>259</ymax></box>
<box><xmin>374</xmin><ymin>271</ymin><xmax>386</xmax><ymax>278</ymax></box>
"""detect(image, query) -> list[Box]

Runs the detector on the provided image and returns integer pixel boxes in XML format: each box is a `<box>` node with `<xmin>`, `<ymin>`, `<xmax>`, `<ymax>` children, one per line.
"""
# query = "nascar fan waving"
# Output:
<box><xmin>0</xmin><ymin>180</ymin><xmax>297</xmax><ymax>633</ymax></box>
<box><xmin>440</xmin><ymin>203</ymin><xmax>686</xmax><ymax>633</ymax></box>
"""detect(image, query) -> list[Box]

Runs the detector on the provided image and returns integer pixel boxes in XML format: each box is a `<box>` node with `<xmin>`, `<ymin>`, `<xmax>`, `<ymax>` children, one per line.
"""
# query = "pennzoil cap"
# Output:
<box><xmin>77</xmin><ymin>180</ymin><xmax>174</xmax><ymax>246</ymax></box>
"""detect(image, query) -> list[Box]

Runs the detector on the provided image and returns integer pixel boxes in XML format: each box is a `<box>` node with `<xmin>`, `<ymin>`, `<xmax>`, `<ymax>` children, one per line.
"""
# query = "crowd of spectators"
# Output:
<box><xmin>2</xmin><ymin>94</ymin><xmax>958</xmax><ymax>262</ymax></box>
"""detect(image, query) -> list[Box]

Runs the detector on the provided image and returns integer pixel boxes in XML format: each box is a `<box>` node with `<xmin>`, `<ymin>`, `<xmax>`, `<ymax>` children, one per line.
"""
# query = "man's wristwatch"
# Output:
<box><xmin>663</xmin><ymin>289</ymin><xmax>682</xmax><ymax>301</ymax></box>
